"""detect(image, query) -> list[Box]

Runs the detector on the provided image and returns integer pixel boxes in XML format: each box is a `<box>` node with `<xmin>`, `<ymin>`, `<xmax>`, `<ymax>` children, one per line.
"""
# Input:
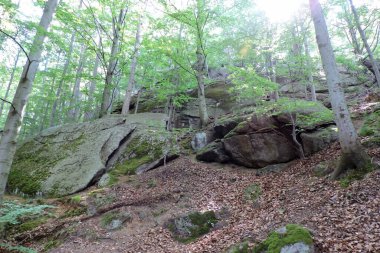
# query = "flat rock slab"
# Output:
<box><xmin>8</xmin><ymin>113</ymin><xmax>169</xmax><ymax>197</ymax></box>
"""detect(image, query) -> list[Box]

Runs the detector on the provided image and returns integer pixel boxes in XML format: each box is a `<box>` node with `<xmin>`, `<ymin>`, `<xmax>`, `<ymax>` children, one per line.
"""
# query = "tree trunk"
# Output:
<box><xmin>100</xmin><ymin>8</ymin><xmax>127</xmax><ymax>117</ymax></box>
<box><xmin>309</xmin><ymin>0</ymin><xmax>370</xmax><ymax>179</ymax></box>
<box><xmin>134</xmin><ymin>89</ymin><xmax>141</xmax><ymax>114</ymax></box>
<box><xmin>50</xmin><ymin>32</ymin><xmax>76</xmax><ymax>127</ymax></box>
<box><xmin>195</xmin><ymin>46</ymin><xmax>209</xmax><ymax>127</ymax></box>
<box><xmin>348</xmin><ymin>0</ymin><xmax>380</xmax><ymax>87</ymax></box>
<box><xmin>0</xmin><ymin>48</ymin><xmax>21</xmax><ymax>118</ymax></box>
<box><xmin>0</xmin><ymin>0</ymin><xmax>58</xmax><ymax>202</ymax></box>
<box><xmin>302</xmin><ymin>30</ymin><xmax>317</xmax><ymax>101</ymax></box>
<box><xmin>68</xmin><ymin>44</ymin><xmax>87</xmax><ymax>121</ymax></box>
<box><xmin>122</xmin><ymin>17</ymin><xmax>143</xmax><ymax>115</ymax></box>
<box><xmin>84</xmin><ymin>54</ymin><xmax>100</xmax><ymax>121</ymax></box>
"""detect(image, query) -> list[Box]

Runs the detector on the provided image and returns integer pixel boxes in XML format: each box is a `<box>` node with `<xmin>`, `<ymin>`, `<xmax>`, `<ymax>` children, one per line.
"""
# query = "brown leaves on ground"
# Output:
<box><xmin>29</xmin><ymin>143</ymin><xmax>380</xmax><ymax>253</ymax></box>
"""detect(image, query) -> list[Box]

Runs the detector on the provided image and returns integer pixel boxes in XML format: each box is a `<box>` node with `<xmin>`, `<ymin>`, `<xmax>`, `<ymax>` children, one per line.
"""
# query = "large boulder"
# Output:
<box><xmin>8</xmin><ymin>113</ymin><xmax>178</xmax><ymax>197</ymax></box>
<box><xmin>223</xmin><ymin>132</ymin><xmax>297</xmax><ymax>168</ymax></box>
<box><xmin>196</xmin><ymin>100</ymin><xmax>336</xmax><ymax>168</ymax></box>
<box><xmin>301</xmin><ymin>126</ymin><xmax>339</xmax><ymax>156</ymax></box>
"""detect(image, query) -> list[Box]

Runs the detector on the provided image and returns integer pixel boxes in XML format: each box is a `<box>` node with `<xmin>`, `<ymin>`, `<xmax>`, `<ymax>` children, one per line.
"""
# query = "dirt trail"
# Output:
<box><xmin>42</xmin><ymin>143</ymin><xmax>380</xmax><ymax>253</ymax></box>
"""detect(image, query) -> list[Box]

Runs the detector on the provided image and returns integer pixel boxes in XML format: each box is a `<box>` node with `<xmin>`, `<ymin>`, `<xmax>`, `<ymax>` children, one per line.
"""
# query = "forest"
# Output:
<box><xmin>0</xmin><ymin>0</ymin><xmax>379</xmax><ymax>252</ymax></box>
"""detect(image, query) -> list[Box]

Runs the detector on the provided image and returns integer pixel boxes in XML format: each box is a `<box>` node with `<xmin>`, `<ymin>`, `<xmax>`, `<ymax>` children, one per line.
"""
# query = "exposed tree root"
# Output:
<box><xmin>331</xmin><ymin>144</ymin><xmax>372</xmax><ymax>179</ymax></box>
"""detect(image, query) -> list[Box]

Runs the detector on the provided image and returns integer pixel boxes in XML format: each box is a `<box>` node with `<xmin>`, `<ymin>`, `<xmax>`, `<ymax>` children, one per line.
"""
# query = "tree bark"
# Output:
<box><xmin>50</xmin><ymin>32</ymin><xmax>76</xmax><ymax>127</ymax></box>
<box><xmin>348</xmin><ymin>0</ymin><xmax>380</xmax><ymax>87</ymax></box>
<box><xmin>195</xmin><ymin>46</ymin><xmax>209</xmax><ymax>127</ymax></box>
<box><xmin>122</xmin><ymin>17</ymin><xmax>143</xmax><ymax>115</ymax></box>
<box><xmin>100</xmin><ymin>7</ymin><xmax>128</xmax><ymax>117</ymax></box>
<box><xmin>84</xmin><ymin>54</ymin><xmax>100</xmax><ymax>121</ymax></box>
<box><xmin>0</xmin><ymin>0</ymin><xmax>58</xmax><ymax>202</ymax></box>
<box><xmin>309</xmin><ymin>0</ymin><xmax>370</xmax><ymax>179</ymax></box>
<box><xmin>0</xmin><ymin>48</ymin><xmax>21</xmax><ymax>118</ymax></box>
<box><xmin>68</xmin><ymin>44</ymin><xmax>87</xmax><ymax>121</ymax></box>
<box><xmin>302</xmin><ymin>29</ymin><xmax>317</xmax><ymax>101</ymax></box>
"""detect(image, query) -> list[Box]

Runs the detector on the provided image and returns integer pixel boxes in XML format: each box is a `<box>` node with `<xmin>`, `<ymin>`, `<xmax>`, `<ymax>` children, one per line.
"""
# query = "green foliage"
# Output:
<box><xmin>226</xmin><ymin>242</ymin><xmax>251</xmax><ymax>253</ymax></box>
<box><xmin>168</xmin><ymin>211</ymin><xmax>218</xmax><ymax>243</ymax></box>
<box><xmin>0</xmin><ymin>243</ymin><xmax>37</xmax><ymax>253</ymax></box>
<box><xmin>253</xmin><ymin>224</ymin><xmax>313</xmax><ymax>253</ymax></box>
<box><xmin>17</xmin><ymin>217</ymin><xmax>48</xmax><ymax>233</ymax></box>
<box><xmin>228</xmin><ymin>67</ymin><xmax>278</xmax><ymax>99</ymax></box>
<box><xmin>359</xmin><ymin>110</ymin><xmax>380</xmax><ymax>147</ymax></box>
<box><xmin>336</xmin><ymin>55</ymin><xmax>361</xmax><ymax>72</ymax></box>
<box><xmin>0</xmin><ymin>201</ymin><xmax>54</xmax><ymax>225</ymax></box>
<box><xmin>339</xmin><ymin>166</ymin><xmax>374</xmax><ymax>188</ymax></box>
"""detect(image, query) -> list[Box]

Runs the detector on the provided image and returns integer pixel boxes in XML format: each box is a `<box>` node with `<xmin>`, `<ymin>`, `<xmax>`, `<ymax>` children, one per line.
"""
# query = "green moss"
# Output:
<box><xmin>70</xmin><ymin>195</ymin><xmax>81</xmax><ymax>204</ymax></box>
<box><xmin>17</xmin><ymin>217</ymin><xmax>48</xmax><ymax>233</ymax></box>
<box><xmin>226</xmin><ymin>242</ymin><xmax>250</xmax><ymax>253</ymax></box>
<box><xmin>168</xmin><ymin>211</ymin><xmax>218</xmax><ymax>243</ymax></box>
<box><xmin>339</xmin><ymin>166</ymin><xmax>374</xmax><ymax>188</ymax></box>
<box><xmin>8</xmin><ymin>134</ymin><xmax>85</xmax><ymax>196</ymax></box>
<box><xmin>109</xmin><ymin>134</ymin><xmax>168</xmax><ymax>184</ymax></box>
<box><xmin>101</xmin><ymin>211</ymin><xmax>120</xmax><ymax>227</ymax></box>
<box><xmin>244</xmin><ymin>183</ymin><xmax>261</xmax><ymax>203</ymax></box>
<box><xmin>60</xmin><ymin>207</ymin><xmax>87</xmax><ymax>218</ymax></box>
<box><xmin>359</xmin><ymin>110</ymin><xmax>380</xmax><ymax>147</ymax></box>
<box><xmin>43</xmin><ymin>240</ymin><xmax>61</xmax><ymax>252</ymax></box>
<box><xmin>253</xmin><ymin>224</ymin><xmax>313</xmax><ymax>253</ymax></box>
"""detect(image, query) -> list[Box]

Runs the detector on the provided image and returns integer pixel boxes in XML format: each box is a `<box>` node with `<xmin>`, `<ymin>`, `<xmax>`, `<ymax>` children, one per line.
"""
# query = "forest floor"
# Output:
<box><xmin>16</xmin><ymin>141</ymin><xmax>379</xmax><ymax>253</ymax></box>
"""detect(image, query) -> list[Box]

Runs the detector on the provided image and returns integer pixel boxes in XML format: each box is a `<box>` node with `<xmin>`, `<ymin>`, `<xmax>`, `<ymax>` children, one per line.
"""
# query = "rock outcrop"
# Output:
<box><xmin>8</xmin><ymin>113</ymin><xmax>178</xmax><ymax>197</ymax></box>
<box><xmin>196</xmin><ymin>100</ymin><xmax>337</xmax><ymax>168</ymax></box>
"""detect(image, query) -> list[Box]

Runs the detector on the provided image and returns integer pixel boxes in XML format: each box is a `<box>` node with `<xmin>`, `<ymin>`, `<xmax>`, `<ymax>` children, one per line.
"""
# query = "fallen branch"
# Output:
<box><xmin>12</xmin><ymin>192</ymin><xmax>174</xmax><ymax>243</ymax></box>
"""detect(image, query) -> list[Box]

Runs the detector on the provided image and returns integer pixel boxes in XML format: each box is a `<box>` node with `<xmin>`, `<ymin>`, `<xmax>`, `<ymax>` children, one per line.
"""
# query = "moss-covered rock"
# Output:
<box><xmin>166</xmin><ymin>211</ymin><xmax>218</xmax><ymax>243</ymax></box>
<box><xmin>360</xmin><ymin>108</ymin><xmax>380</xmax><ymax>147</ymax></box>
<box><xmin>226</xmin><ymin>242</ymin><xmax>251</xmax><ymax>253</ymax></box>
<box><xmin>100</xmin><ymin>211</ymin><xmax>132</xmax><ymax>230</ymax></box>
<box><xmin>253</xmin><ymin>224</ymin><xmax>314</xmax><ymax>253</ymax></box>
<box><xmin>9</xmin><ymin>113</ymin><xmax>176</xmax><ymax>197</ymax></box>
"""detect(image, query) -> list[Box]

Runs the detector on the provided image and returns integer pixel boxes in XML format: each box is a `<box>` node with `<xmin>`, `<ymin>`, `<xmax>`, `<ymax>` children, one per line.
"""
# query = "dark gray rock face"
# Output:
<box><xmin>301</xmin><ymin>126</ymin><xmax>338</xmax><ymax>156</ymax></box>
<box><xmin>196</xmin><ymin>141</ymin><xmax>229</xmax><ymax>163</ymax></box>
<box><xmin>196</xmin><ymin>102</ymin><xmax>337</xmax><ymax>169</ymax></box>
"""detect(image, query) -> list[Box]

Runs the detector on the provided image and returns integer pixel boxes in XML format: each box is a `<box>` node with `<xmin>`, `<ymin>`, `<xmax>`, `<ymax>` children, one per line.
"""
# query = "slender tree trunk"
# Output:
<box><xmin>309</xmin><ymin>0</ymin><xmax>370</xmax><ymax>179</ymax></box>
<box><xmin>122</xmin><ymin>18</ymin><xmax>143</xmax><ymax>115</ymax></box>
<box><xmin>0</xmin><ymin>0</ymin><xmax>58</xmax><ymax>202</ymax></box>
<box><xmin>348</xmin><ymin>0</ymin><xmax>380</xmax><ymax>87</ymax></box>
<box><xmin>68</xmin><ymin>44</ymin><xmax>87</xmax><ymax>121</ymax></box>
<box><xmin>0</xmin><ymin>48</ymin><xmax>21</xmax><ymax>118</ymax></box>
<box><xmin>134</xmin><ymin>89</ymin><xmax>141</xmax><ymax>114</ymax></box>
<box><xmin>100</xmin><ymin>8</ymin><xmax>127</xmax><ymax>117</ymax></box>
<box><xmin>302</xmin><ymin>30</ymin><xmax>317</xmax><ymax>101</ymax></box>
<box><xmin>84</xmin><ymin>54</ymin><xmax>100</xmax><ymax>121</ymax></box>
<box><xmin>195</xmin><ymin>46</ymin><xmax>209</xmax><ymax>127</ymax></box>
<box><xmin>50</xmin><ymin>32</ymin><xmax>76</xmax><ymax>127</ymax></box>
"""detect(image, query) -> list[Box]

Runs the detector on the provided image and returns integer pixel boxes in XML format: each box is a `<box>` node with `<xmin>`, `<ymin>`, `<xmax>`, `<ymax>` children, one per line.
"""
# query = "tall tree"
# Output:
<box><xmin>0</xmin><ymin>0</ymin><xmax>59</xmax><ymax>202</ymax></box>
<box><xmin>193</xmin><ymin>0</ymin><xmax>209</xmax><ymax>127</ymax></box>
<box><xmin>122</xmin><ymin>17</ymin><xmax>143</xmax><ymax>115</ymax></box>
<box><xmin>99</xmin><ymin>7</ymin><xmax>128</xmax><ymax>117</ymax></box>
<box><xmin>309</xmin><ymin>0</ymin><xmax>370</xmax><ymax>179</ymax></box>
<box><xmin>348</xmin><ymin>0</ymin><xmax>380</xmax><ymax>87</ymax></box>
<box><xmin>0</xmin><ymin>47</ymin><xmax>21</xmax><ymax>118</ymax></box>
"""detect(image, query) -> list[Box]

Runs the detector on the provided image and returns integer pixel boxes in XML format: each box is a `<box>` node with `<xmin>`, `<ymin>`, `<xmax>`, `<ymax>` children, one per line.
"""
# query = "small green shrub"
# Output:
<box><xmin>0</xmin><ymin>243</ymin><xmax>37</xmax><ymax>253</ymax></box>
<box><xmin>0</xmin><ymin>201</ymin><xmax>54</xmax><ymax>225</ymax></box>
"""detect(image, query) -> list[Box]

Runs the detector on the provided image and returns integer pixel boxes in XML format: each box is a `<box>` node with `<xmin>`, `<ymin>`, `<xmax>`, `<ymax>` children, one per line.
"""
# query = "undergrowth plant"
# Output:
<box><xmin>0</xmin><ymin>201</ymin><xmax>54</xmax><ymax>225</ymax></box>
